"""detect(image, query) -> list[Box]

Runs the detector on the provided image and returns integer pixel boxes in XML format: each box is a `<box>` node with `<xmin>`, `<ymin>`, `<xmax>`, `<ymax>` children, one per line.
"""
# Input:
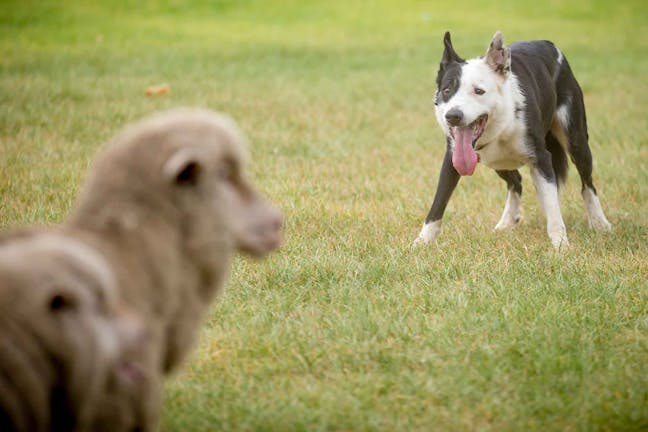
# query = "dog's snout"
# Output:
<box><xmin>445</xmin><ymin>108</ymin><xmax>464</xmax><ymax>126</ymax></box>
<box><xmin>258</xmin><ymin>206</ymin><xmax>283</xmax><ymax>235</ymax></box>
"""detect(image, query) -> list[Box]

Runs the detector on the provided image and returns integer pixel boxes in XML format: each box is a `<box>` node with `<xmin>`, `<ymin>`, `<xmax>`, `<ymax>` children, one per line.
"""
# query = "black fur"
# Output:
<box><xmin>545</xmin><ymin>132</ymin><xmax>569</xmax><ymax>187</ymax></box>
<box><xmin>425</xmin><ymin>137</ymin><xmax>461</xmax><ymax>223</ymax></box>
<box><xmin>423</xmin><ymin>32</ymin><xmax>603</xmax><ymax>230</ymax></box>
<box><xmin>435</xmin><ymin>32</ymin><xmax>465</xmax><ymax>106</ymax></box>
<box><xmin>496</xmin><ymin>170</ymin><xmax>522</xmax><ymax>195</ymax></box>
<box><xmin>509</xmin><ymin>40</ymin><xmax>597</xmax><ymax>193</ymax></box>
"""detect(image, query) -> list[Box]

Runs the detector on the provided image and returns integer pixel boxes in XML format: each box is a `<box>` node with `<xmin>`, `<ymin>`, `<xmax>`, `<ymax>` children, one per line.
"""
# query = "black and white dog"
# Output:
<box><xmin>415</xmin><ymin>31</ymin><xmax>611</xmax><ymax>249</ymax></box>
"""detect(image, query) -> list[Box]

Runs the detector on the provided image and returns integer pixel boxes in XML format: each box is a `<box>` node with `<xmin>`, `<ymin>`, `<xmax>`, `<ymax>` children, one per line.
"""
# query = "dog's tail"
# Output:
<box><xmin>546</xmin><ymin>132</ymin><xmax>569</xmax><ymax>187</ymax></box>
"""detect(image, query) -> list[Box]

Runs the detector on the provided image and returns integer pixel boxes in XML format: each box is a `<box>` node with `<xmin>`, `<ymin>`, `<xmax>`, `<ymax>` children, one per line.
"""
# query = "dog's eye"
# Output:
<box><xmin>474</xmin><ymin>87</ymin><xmax>485</xmax><ymax>95</ymax></box>
<box><xmin>443</xmin><ymin>87</ymin><xmax>451</xmax><ymax>96</ymax></box>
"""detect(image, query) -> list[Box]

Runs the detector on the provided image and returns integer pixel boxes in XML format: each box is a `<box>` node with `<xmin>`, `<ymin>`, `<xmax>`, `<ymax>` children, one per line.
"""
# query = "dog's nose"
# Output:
<box><xmin>445</xmin><ymin>108</ymin><xmax>464</xmax><ymax>126</ymax></box>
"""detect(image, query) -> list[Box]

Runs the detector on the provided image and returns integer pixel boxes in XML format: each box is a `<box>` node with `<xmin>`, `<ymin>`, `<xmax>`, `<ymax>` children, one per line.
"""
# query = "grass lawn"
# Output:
<box><xmin>1</xmin><ymin>0</ymin><xmax>647</xmax><ymax>430</ymax></box>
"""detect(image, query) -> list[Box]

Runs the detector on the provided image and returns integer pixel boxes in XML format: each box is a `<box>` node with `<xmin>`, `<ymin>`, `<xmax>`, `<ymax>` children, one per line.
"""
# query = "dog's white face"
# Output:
<box><xmin>434</xmin><ymin>31</ymin><xmax>511</xmax><ymax>176</ymax></box>
<box><xmin>435</xmin><ymin>59</ymin><xmax>503</xmax><ymax>140</ymax></box>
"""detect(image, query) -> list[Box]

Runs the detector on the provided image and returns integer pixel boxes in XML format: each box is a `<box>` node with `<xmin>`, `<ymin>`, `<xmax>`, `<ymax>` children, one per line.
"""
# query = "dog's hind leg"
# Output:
<box><xmin>494</xmin><ymin>170</ymin><xmax>522</xmax><ymax>230</ymax></box>
<box><xmin>553</xmin><ymin>97</ymin><xmax>612</xmax><ymax>231</ymax></box>
<box><xmin>415</xmin><ymin>144</ymin><xmax>460</xmax><ymax>244</ymax></box>
<box><xmin>570</xmin><ymin>142</ymin><xmax>611</xmax><ymax>230</ymax></box>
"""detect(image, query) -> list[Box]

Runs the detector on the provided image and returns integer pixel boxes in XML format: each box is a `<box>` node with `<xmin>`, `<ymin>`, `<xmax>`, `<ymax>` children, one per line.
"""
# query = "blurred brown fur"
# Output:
<box><xmin>66</xmin><ymin>108</ymin><xmax>282</xmax><ymax>373</ymax></box>
<box><xmin>0</xmin><ymin>108</ymin><xmax>282</xmax><ymax>431</ymax></box>
<box><xmin>0</xmin><ymin>231</ymin><xmax>153</xmax><ymax>432</ymax></box>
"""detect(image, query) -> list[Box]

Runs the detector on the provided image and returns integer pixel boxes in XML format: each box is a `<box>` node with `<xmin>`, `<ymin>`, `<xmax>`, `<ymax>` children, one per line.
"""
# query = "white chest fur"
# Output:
<box><xmin>475</xmin><ymin>72</ymin><xmax>530</xmax><ymax>171</ymax></box>
<box><xmin>477</xmin><ymin>126</ymin><xmax>530</xmax><ymax>170</ymax></box>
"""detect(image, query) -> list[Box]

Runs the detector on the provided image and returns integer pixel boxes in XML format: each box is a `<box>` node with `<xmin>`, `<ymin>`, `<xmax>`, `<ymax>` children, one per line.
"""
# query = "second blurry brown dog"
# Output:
<box><xmin>0</xmin><ymin>230</ymin><xmax>152</xmax><ymax>432</ymax></box>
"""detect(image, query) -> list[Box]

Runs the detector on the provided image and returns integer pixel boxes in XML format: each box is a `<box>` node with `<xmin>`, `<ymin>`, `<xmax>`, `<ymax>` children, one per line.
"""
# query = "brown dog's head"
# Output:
<box><xmin>70</xmin><ymin>108</ymin><xmax>283</xmax><ymax>286</ymax></box>
<box><xmin>0</xmin><ymin>231</ymin><xmax>147</xmax><ymax>431</ymax></box>
<box><xmin>156</xmin><ymin>109</ymin><xmax>284</xmax><ymax>258</ymax></box>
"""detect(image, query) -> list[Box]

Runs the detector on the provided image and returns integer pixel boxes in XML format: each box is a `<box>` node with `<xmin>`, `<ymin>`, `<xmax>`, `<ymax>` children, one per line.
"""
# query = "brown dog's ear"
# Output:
<box><xmin>485</xmin><ymin>31</ymin><xmax>511</xmax><ymax>75</ymax></box>
<box><xmin>163</xmin><ymin>148</ymin><xmax>204</xmax><ymax>186</ymax></box>
<box><xmin>441</xmin><ymin>31</ymin><xmax>464</xmax><ymax>68</ymax></box>
<box><xmin>48</xmin><ymin>291</ymin><xmax>78</xmax><ymax>313</ymax></box>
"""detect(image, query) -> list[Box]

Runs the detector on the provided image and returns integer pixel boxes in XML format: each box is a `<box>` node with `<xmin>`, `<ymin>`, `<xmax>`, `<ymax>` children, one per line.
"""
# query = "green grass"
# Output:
<box><xmin>1</xmin><ymin>1</ymin><xmax>647</xmax><ymax>430</ymax></box>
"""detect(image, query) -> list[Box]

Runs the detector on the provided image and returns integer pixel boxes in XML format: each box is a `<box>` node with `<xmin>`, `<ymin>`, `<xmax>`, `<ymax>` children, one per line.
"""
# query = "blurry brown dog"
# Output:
<box><xmin>0</xmin><ymin>108</ymin><xmax>283</xmax><ymax>431</ymax></box>
<box><xmin>66</xmin><ymin>108</ymin><xmax>283</xmax><ymax>373</ymax></box>
<box><xmin>0</xmin><ymin>230</ymin><xmax>151</xmax><ymax>432</ymax></box>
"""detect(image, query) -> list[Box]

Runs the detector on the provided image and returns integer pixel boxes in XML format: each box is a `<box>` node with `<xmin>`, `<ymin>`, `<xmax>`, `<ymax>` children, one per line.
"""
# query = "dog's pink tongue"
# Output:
<box><xmin>452</xmin><ymin>126</ymin><xmax>478</xmax><ymax>176</ymax></box>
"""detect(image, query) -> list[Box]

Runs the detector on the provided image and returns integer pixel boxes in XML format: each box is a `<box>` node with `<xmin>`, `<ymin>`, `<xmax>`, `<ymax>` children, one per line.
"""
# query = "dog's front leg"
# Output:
<box><xmin>415</xmin><ymin>144</ymin><xmax>460</xmax><ymax>244</ymax></box>
<box><xmin>530</xmin><ymin>154</ymin><xmax>569</xmax><ymax>250</ymax></box>
<box><xmin>494</xmin><ymin>170</ymin><xmax>523</xmax><ymax>230</ymax></box>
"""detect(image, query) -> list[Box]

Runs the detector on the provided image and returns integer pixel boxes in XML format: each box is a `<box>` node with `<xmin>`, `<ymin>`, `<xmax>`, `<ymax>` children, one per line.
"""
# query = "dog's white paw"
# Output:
<box><xmin>587</xmin><ymin>215</ymin><xmax>612</xmax><ymax>232</ymax></box>
<box><xmin>549</xmin><ymin>225</ymin><xmax>569</xmax><ymax>251</ymax></box>
<box><xmin>494</xmin><ymin>214</ymin><xmax>522</xmax><ymax>231</ymax></box>
<box><xmin>582</xmin><ymin>188</ymin><xmax>612</xmax><ymax>232</ymax></box>
<box><xmin>552</xmin><ymin>237</ymin><xmax>570</xmax><ymax>251</ymax></box>
<box><xmin>413</xmin><ymin>220</ymin><xmax>442</xmax><ymax>246</ymax></box>
<box><xmin>412</xmin><ymin>236</ymin><xmax>429</xmax><ymax>247</ymax></box>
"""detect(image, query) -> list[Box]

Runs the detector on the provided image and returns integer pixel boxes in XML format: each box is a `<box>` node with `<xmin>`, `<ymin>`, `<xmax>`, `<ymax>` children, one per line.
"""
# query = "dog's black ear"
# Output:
<box><xmin>485</xmin><ymin>31</ymin><xmax>511</xmax><ymax>75</ymax></box>
<box><xmin>441</xmin><ymin>31</ymin><xmax>464</xmax><ymax>67</ymax></box>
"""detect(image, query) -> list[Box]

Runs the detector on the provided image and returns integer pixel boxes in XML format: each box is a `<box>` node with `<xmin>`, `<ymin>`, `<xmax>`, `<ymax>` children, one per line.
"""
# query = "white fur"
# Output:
<box><xmin>553</xmin><ymin>48</ymin><xmax>564</xmax><ymax>81</ymax></box>
<box><xmin>530</xmin><ymin>168</ymin><xmax>569</xmax><ymax>250</ymax></box>
<box><xmin>582</xmin><ymin>187</ymin><xmax>612</xmax><ymax>230</ymax></box>
<box><xmin>549</xmin><ymin>103</ymin><xmax>572</xmax><ymax>177</ymax></box>
<box><xmin>414</xmin><ymin>220</ymin><xmax>442</xmax><ymax>244</ymax></box>
<box><xmin>550</xmin><ymin>105</ymin><xmax>571</xmax><ymax>155</ymax></box>
<box><xmin>435</xmin><ymin>59</ymin><xmax>531</xmax><ymax>171</ymax></box>
<box><xmin>434</xmin><ymin>60</ymin><xmax>500</xmax><ymax>131</ymax></box>
<box><xmin>494</xmin><ymin>190</ymin><xmax>522</xmax><ymax>230</ymax></box>
<box><xmin>555</xmin><ymin>100</ymin><xmax>571</xmax><ymax>130</ymax></box>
